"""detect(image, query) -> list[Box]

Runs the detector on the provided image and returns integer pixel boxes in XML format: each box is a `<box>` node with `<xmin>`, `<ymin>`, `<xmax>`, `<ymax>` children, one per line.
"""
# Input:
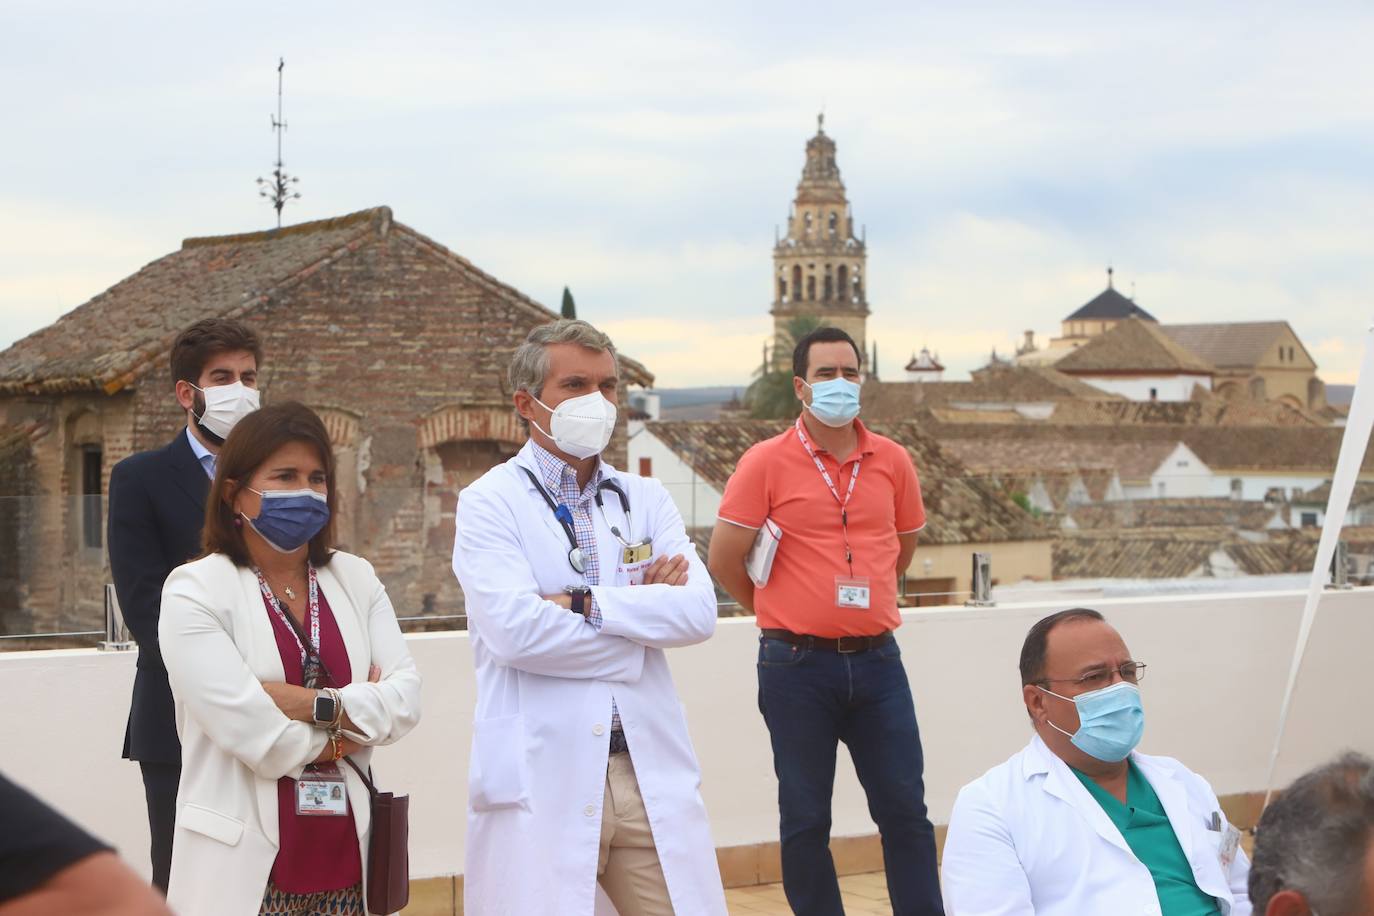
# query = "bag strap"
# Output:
<box><xmin>341</xmin><ymin>755</ymin><xmax>380</xmax><ymax>798</ymax></box>
<box><xmin>272</xmin><ymin>572</ymin><xmax>381</xmax><ymax>795</ymax></box>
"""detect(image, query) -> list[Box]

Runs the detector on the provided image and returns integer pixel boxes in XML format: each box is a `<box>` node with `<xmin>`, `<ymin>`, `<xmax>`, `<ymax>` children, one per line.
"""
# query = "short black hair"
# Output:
<box><xmin>793</xmin><ymin>326</ymin><xmax>862</xmax><ymax>380</ymax></box>
<box><xmin>1019</xmin><ymin>608</ymin><xmax>1106</xmax><ymax>686</ymax></box>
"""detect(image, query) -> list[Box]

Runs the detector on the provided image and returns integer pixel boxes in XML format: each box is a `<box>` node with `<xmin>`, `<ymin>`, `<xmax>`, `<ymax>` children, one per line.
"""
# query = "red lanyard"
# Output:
<box><xmin>796</xmin><ymin>419</ymin><xmax>861</xmax><ymax>573</ymax></box>
<box><xmin>256</xmin><ymin>565</ymin><xmax>321</xmax><ymax>686</ymax></box>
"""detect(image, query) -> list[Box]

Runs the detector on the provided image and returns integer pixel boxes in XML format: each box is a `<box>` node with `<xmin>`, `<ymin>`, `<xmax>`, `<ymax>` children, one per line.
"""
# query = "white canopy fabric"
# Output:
<box><xmin>1263</xmin><ymin>316</ymin><xmax>1374</xmax><ymax>805</ymax></box>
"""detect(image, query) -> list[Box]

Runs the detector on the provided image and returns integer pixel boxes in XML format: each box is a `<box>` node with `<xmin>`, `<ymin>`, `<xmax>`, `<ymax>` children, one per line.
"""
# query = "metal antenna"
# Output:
<box><xmin>256</xmin><ymin>57</ymin><xmax>301</xmax><ymax>227</ymax></box>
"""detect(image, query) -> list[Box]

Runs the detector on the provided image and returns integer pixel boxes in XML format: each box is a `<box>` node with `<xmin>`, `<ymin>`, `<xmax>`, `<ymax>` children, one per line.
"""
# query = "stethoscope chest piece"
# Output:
<box><xmin>569</xmin><ymin>546</ymin><xmax>587</xmax><ymax>574</ymax></box>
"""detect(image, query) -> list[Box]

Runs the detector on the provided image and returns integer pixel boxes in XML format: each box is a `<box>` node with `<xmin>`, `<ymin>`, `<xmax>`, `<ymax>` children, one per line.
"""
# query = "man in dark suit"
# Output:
<box><xmin>107</xmin><ymin>318</ymin><xmax>262</xmax><ymax>892</ymax></box>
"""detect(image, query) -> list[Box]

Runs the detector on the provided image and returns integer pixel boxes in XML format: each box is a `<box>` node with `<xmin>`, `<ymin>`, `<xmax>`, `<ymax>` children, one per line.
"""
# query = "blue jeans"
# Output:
<box><xmin>757</xmin><ymin>635</ymin><xmax>943</xmax><ymax>916</ymax></box>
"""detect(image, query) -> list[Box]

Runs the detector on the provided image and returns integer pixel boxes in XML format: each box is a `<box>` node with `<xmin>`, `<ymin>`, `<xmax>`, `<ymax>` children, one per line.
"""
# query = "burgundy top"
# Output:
<box><xmin>263</xmin><ymin>587</ymin><xmax>363</xmax><ymax>894</ymax></box>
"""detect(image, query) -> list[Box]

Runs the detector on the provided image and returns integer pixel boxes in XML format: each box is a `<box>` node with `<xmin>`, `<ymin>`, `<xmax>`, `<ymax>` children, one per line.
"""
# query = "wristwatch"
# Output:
<box><xmin>566</xmin><ymin>586</ymin><xmax>593</xmax><ymax>619</ymax></box>
<box><xmin>312</xmin><ymin>689</ymin><xmax>338</xmax><ymax>726</ymax></box>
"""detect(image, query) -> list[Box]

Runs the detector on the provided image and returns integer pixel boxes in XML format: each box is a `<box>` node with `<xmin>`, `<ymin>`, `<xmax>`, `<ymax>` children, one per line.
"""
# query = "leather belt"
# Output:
<box><xmin>760</xmin><ymin>628</ymin><xmax>894</xmax><ymax>654</ymax></box>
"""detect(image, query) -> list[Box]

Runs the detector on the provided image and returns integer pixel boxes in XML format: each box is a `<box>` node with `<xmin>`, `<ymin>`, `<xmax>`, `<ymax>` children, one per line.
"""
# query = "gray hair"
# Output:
<box><xmin>509</xmin><ymin>319</ymin><xmax>617</xmax><ymax>399</ymax></box>
<box><xmin>1249</xmin><ymin>752</ymin><xmax>1374</xmax><ymax>914</ymax></box>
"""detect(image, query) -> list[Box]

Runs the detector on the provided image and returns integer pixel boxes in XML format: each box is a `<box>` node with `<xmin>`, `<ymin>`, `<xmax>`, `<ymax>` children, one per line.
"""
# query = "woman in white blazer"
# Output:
<box><xmin>159</xmin><ymin>402</ymin><xmax>421</xmax><ymax>916</ymax></box>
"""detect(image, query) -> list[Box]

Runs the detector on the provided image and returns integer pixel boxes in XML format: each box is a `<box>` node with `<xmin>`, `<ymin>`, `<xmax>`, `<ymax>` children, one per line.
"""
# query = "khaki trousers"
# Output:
<box><xmin>596</xmin><ymin>752</ymin><xmax>673</xmax><ymax>916</ymax></box>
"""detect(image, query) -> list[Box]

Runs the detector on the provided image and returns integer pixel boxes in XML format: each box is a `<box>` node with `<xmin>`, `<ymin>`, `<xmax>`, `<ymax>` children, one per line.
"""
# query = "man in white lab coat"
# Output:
<box><xmin>452</xmin><ymin>319</ymin><xmax>727</xmax><ymax>916</ymax></box>
<box><xmin>942</xmin><ymin>607</ymin><xmax>1251</xmax><ymax>916</ymax></box>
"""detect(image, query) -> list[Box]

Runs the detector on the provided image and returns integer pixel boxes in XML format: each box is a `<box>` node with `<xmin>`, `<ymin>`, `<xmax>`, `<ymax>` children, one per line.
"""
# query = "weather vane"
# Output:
<box><xmin>256</xmin><ymin>57</ymin><xmax>301</xmax><ymax>227</ymax></box>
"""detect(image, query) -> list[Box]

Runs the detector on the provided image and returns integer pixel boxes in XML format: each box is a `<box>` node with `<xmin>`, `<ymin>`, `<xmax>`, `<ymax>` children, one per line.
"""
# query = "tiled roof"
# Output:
<box><xmin>0</xmin><ymin>207</ymin><xmax>652</xmax><ymax>395</ymax></box>
<box><xmin>1159</xmin><ymin>321</ymin><xmax>1305</xmax><ymax>369</ymax></box>
<box><xmin>1046</xmin><ymin>396</ymin><xmax>1327</xmax><ymax>428</ymax></box>
<box><xmin>1056</xmin><ymin>318</ymin><xmax>1215</xmax><ymax>375</ymax></box>
<box><xmin>926</xmin><ymin>419</ymin><xmax>1374</xmax><ymax>475</ymax></box>
<box><xmin>1064</xmin><ymin>287</ymin><xmax>1157</xmax><ymax>322</ymax></box>
<box><xmin>940</xmin><ymin>437</ymin><xmax>1181</xmax><ymax>483</ymax></box>
<box><xmin>1055</xmin><ymin>526</ymin><xmax>1374</xmax><ymax>580</ymax></box>
<box><xmin>1063</xmin><ymin>498</ymin><xmax>1284</xmax><ymax>531</ymax></box>
<box><xmin>645</xmin><ymin>418</ymin><xmax>1048</xmax><ymax>545</ymax></box>
<box><xmin>1054</xmin><ymin>528</ymin><xmax>1232</xmax><ymax>579</ymax></box>
<box><xmin>861</xmin><ymin>367</ymin><xmax>1119</xmax><ymax>420</ymax></box>
<box><xmin>1294</xmin><ymin>480</ymin><xmax>1374</xmax><ymax>507</ymax></box>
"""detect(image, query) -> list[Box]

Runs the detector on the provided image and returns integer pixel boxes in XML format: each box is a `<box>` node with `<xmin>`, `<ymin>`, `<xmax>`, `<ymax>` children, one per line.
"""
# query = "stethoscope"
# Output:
<box><xmin>520</xmin><ymin>467</ymin><xmax>634</xmax><ymax>574</ymax></box>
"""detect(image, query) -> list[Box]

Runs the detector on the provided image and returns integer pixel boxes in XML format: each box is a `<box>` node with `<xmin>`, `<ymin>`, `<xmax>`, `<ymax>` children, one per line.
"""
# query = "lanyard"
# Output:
<box><xmin>521</xmin><ymin>467</ymin><xmax>635</xmax><ymax>572</ymax></box>
<box><xmin>255</xmin><ymin>565</ymin><xmax>322</xmax><ymax>686</ymax></box>
<box><xmin>795</xmin><ymin>419</ymin><xmax>862</xmax><ymax>573</ymax></box>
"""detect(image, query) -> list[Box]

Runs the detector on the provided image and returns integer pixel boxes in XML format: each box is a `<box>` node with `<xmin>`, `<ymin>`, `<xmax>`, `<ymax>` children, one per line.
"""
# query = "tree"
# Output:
<box><xmin>560</xmin><ymin>287</ymin><xmax>577</xmax><ymax>319</ymax></box>
<box><xmin>745</xmin><ymin>315</ymin><xmax>822</xmax><ymax>419</ymax></box>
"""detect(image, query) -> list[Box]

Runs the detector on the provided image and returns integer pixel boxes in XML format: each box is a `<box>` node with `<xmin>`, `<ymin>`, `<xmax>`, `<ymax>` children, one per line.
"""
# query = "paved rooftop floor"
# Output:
<box><xmin>724</xmin><ymin>871</ymin><xmax>892</xmax><ymax>914</ymax></box>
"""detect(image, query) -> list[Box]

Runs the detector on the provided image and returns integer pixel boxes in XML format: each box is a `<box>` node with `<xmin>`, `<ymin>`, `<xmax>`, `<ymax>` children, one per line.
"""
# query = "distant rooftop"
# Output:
<box><xmin>1056</xmin><ymin>318</ymin><xmax>1214</xmax><ymax>375</ymax></box>
<box><xmin>1064</xmin><ymin>278</ymin><xmax>1157</xmax><ymax>323</ymax></box>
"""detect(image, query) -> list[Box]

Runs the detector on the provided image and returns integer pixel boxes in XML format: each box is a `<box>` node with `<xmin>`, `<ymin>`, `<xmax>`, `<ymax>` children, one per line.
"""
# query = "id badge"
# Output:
<box><xmin>1218</xmin><ymin>823</ymin><xmax>1241</xmax><ymax>870</ymax></box>
<box><xmin>619</xmin><ymin>541</ymin><xmax>653</xmax><ymax>586</ymax></box>
<box><xmin>622</xmin><ymin>541</ymin><xmax>652</xmax><ymax>565</ymax></box>
<box><xmin>836</xmin><ymin>576</ymin><xmax>871</xmax><ymax>609</ymax></box>
<box><xmin>296</xmin><ymin>764</ymin><xmax>349</xmax><ymax>817</ymax></box>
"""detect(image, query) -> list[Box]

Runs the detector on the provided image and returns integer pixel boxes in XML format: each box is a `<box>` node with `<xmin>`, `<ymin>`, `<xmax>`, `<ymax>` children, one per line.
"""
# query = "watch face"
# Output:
<box><xmin>315</xmin><ymin>696</ymin><xmax>336</xmax><ymax>723</ymax></box>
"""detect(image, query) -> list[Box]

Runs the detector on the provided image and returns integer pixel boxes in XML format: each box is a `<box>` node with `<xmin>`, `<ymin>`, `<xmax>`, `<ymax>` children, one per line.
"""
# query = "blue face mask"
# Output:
<box><xmin>244</xmin><ymin>487</ymin><xmax>330</xmax><ymax>553</ymax></box>
<box><xmin>802</xmin><ymin>377</ymin><xmax>862</xmax><ymax>427</ymax></box>
<box><xmin>1039</xmin><ymin>681</ymin><xmax>1145</xmax><ymax>763</ymax></box>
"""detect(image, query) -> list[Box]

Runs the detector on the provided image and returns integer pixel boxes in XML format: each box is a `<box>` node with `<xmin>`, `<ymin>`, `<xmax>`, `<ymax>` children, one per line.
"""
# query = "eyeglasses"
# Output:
<box><xmin>1038</xmin><ymin>662</ymin><xmax>1147</xmax><ymax>692</ymax></box>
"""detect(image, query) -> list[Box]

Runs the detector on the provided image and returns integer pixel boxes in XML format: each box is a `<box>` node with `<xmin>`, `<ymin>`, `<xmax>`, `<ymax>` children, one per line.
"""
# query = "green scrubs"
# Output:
<box><xmin>1072</xmin><ymin>761</ymin><xmax>1221</xmax><ymax>916</ymax></box>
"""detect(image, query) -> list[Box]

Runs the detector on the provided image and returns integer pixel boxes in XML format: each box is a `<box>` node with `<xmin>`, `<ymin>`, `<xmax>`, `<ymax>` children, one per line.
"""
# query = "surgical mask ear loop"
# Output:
<box><xmin>1036</xmin><ymin>685</ymin><xmax>1078</xmax><ymax>741</ymax></box>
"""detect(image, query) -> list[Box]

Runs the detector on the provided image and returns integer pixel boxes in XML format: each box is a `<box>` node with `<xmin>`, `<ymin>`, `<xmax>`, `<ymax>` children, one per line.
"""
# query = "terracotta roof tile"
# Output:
<box><xmin>1063</xmin><ymin>498</ymin><xmax>1284</xmax><ymax>531</ymax></box>
<box><xmin>1159</xmin><ymin>321</ymin><xmax>1305</xmax><ymax>369</ymax></box>
<box><xmin>0</xmin><ymin>206</ymin><xmax>652</xmax><ymax>394</ymax></box>
<box><xmin>1055</xmin><ymin>318</ymin><xmax>1215</xmax><ymax>375</ymax></box>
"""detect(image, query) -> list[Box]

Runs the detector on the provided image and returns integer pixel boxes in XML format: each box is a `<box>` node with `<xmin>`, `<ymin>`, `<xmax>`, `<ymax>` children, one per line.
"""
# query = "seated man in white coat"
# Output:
<box><xmin>452</xmin><ymin>318</ymin><xmax>727</xmax><ymax>916</ymax></box>
<box><xmin>942</xmin><ymin>607</ymin><xmax>1251</xmax><ymax>916</ymax></box>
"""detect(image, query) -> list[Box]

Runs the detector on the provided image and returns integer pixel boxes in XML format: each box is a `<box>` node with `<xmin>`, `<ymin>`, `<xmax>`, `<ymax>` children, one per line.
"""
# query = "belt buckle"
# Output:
<box><xmin>837</xmin><ymin>636</ymin><xmax>863</xmax><ymax>654</ymax></box>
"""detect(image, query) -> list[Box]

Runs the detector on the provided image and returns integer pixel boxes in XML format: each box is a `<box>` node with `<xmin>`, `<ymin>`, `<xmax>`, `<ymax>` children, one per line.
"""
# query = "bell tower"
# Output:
<box><xmin>771</xmin><ymin>115</ymin><xmax>870</xmax><ymax>369</ymax></box>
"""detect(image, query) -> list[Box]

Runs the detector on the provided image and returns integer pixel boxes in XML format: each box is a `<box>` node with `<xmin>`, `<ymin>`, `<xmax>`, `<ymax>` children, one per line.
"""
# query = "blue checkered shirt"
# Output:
<box><xmin>529</xmin><ymin>441</ymin><xmax>622</xmax><ymax>734</ymax></box>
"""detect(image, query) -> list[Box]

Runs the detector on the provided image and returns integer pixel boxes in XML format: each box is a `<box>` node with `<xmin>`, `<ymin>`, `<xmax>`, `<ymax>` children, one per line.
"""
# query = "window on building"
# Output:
<box><xmin>1301</xmin><ymin>512</ymin><xmax>1318</xmax><ymax>528</ymax></box>
<box><xmin>1149</xmin><ymin>388</ymin><xmax>1159</xmax><ymax>401</ymax></box>
<box><xmin>778</xmin><ymin>277</ymin><xmax>786</xmax><ymax>300</ymax></box>
<box><xmin>638</xmin><ymin>457</ymin><xmax>652</xmax><ymax>477</ymax></box>
<box><xmin>81</xmin><ymin>445</ymin><xmax>102</xmax><ymax>549</ymax></box>
<box><xmin>804</xmin><ymin>212</ymin><xmax>812</xmax><ymax>236</ymax></box>
<box><xmin>792</xmin><ymin>265</ymin><xmax>802</xmax><ymax>296</ymax></box>
<box><xmin>1157</xmin><ymin>482</ymin><xmax>1167</xmax><ymax>497</ymax></box>
<box><xmin>837</xmin><ymin>265</ymin><xmax>849</xmax><ymax>300</ymax></box>
<box><xmin>828</xmin><ymin>212</ymin><xmax>838</xmax><ymax>238</ymax></box>
<box><xmin>807</xmin><ymin>275</ymin><xmax>816</xmax><ymax>300</ymax></box>
<box><xmin>1230</xmin><ymin>478</ymin><xmax>1243</xmax><ymax>498</ymax></box>
<box><xmin>823</xmin><ymin>265</ymin><xmax>833</xmax><ymax>301</ymax></box>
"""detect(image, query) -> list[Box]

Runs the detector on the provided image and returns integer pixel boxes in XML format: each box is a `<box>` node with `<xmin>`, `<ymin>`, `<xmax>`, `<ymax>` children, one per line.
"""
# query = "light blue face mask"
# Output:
<box><xmin>1039</xmin><ymin>681</ymin><xmax>1145</xmax><ymax>763</ymax></box>
<box><xmin>802</xmin><ymin>377</ymin><xmax>862</xmax><ymax>427</ymax></box>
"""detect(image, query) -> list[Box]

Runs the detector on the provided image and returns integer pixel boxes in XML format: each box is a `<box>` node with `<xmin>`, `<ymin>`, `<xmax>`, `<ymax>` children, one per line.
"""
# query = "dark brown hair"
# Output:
<box><xmin>1019</xmin><ymin>607</ymin><xmax>1106</xmax><ymax>685</ymax></box>
<box><xmin>170</xmin><ymin>318</ymin><xmax>263</xmax><ymax>386</ymax></box>
<box><xmin>203</xmin><ymin>401</ymin><xmax>336</xmax><ymax>567</ymax></box>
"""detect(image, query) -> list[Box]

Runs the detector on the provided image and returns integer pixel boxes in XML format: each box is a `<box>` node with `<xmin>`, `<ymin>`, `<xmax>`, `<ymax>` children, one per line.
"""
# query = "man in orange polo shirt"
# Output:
<box><xmin>708</xmin><ymin>326</ymin><xmax>943</xmax><ymax>915</ymax></box>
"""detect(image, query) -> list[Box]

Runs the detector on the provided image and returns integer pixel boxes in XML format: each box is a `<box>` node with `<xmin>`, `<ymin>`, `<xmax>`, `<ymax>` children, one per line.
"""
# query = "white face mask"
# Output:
<box><xmin>530</xmin><ymin>390</ymin><xmax>617</xmax><ymax>460</ymax></box>
<box><xmin>192</xmin><ymin>381</ymin><xmax>260</xmax><ymax>441</ymax></box>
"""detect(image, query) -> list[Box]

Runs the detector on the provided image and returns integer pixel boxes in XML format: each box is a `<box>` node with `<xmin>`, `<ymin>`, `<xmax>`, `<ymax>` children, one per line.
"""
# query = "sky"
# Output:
<box><xmin>1</xmin><ymin>1</ymin><xmax>1371</xmax><ymax>388</ymax></box>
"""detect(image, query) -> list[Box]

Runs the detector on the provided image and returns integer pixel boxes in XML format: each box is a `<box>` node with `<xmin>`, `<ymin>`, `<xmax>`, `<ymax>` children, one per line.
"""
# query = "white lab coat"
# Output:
<box><xmin>942</xmin><ymin>735</ymin><xmax>1251</xmax><ymax>916</ymax></box>
<box><xmin>452</xmin><ymin>442</ymin><xmax>727</xmax><ymax>916</ymax></box>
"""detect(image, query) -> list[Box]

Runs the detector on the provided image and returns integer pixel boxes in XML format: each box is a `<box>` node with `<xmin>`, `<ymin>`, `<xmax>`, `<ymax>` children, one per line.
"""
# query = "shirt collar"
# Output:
<box><xmin>796</xmin><ymin>415</ymin><xmax>878</xmax><ymax>458</ymax></box>
<box><xmin>528</xmin><ymin>438</ymin><xmax>605</xmax><ymax>501</ymax></box>
<box><xmin>185</xmin><ymin>425</ymin><xmax>215</xmax><ymax>464</ymax></box>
